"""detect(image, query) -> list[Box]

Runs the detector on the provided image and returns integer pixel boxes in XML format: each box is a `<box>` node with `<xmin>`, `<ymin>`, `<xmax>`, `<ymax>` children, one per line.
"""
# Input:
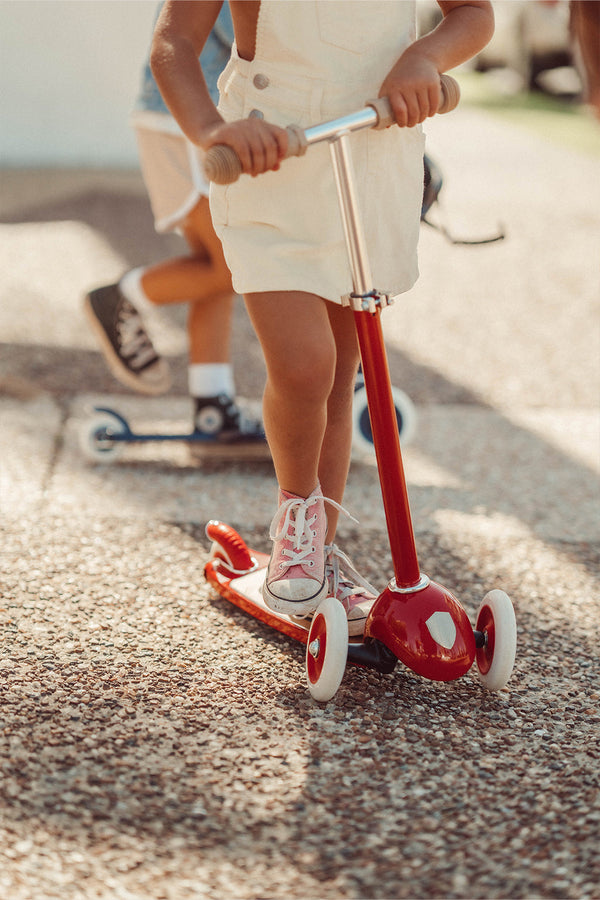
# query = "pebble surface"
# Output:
<box><xmin>1</xmin><ymin>518</ymin><xmax>599</xmax><ymax>899</ymax></box>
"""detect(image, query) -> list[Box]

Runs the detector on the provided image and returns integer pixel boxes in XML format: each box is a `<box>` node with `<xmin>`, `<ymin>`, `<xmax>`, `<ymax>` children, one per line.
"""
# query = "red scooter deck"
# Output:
<box><xmin>204</xmin><ymin>522</ymin><xmax>395</xmax><ymax>681</ymax></box>
<box><xmin>204</xmin><ymin>549</ymin><xmax>311</xmax><ymax>644</ymax></box>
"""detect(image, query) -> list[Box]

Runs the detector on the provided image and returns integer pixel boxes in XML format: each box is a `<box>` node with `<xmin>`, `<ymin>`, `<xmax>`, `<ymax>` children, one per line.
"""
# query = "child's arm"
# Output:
<box><xmin>150</xmin><ymin>0</ymin><xmax>287</xmax><ymax>176</ymax></box>
<box><xmin>379</xmin><ymin>0</ymin><xmax>494</xmax><ymax>128</ymax></box>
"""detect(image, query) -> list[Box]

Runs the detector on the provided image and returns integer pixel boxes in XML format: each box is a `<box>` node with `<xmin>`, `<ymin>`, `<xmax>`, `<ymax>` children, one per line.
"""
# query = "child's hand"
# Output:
<box><xmin>379</xmin><ymin>51</ymin><xmax>442</xmax><ymax>128</ymax></box>
<box><xmin>200</xmin><ymin>118</ymin><xmax>289</xmax><ymax>177</ymax></box>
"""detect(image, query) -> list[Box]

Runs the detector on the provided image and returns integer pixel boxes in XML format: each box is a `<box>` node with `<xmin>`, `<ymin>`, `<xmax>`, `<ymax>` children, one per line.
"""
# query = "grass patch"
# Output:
<box><xmin>456</xmin><ymin>70</ymin><xmax>600</xmax><ymax>158</ymax></box>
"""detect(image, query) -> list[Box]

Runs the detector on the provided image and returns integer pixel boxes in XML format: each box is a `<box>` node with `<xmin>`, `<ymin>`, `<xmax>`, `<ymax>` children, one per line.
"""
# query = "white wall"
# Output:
<box><xmin>0</xmin><ymin>0</ymin><xmax>158</xmax><ymax>167</ymax></box>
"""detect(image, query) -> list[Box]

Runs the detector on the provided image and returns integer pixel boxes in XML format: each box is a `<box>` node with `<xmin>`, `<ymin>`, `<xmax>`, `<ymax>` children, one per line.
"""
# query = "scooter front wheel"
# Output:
<box><xmin>80</xmin><ymin>411</ymin><xmax>127</xmax><ymax>463</ymax></box>
<box><xmin>475</xmin><ymin>590</ymin><xmax>517</xmax><ymax>691</ymax></box>
<box><xmin>306</xmin><ymin>596</ymin><xmax>348</xmax><ymax>702</ymax></box>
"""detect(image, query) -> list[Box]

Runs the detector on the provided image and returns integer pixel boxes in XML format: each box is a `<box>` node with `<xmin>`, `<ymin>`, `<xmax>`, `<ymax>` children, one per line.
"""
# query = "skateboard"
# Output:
<box><xmin>202</xmin><ymin>77</ymin><xmax>518</xmax><ymax>702</ymax></box>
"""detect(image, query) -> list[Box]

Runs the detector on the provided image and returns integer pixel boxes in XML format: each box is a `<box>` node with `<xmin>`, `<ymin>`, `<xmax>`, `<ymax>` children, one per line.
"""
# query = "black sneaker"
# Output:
<box><xmin>84</xmin><ymin>283</ymin><xmax>171</xmax><ymax>395</ymax></box>
<box><xmin>194</xmin><ymin>394</ymin><xmax>267</xmax><ymax>445</ymax></box>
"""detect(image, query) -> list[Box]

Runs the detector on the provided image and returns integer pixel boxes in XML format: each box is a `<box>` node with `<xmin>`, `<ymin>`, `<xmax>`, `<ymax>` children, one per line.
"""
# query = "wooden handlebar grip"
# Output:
<box><xmin>204</xmin><ymin>144</ymin><xmax>242</xmax><ymax>185</ymax></box>
<box><xmin>439</xmin><ymin>74</ymin><xmax>460</xmax><ymax>114</ymax></box>
<box><xmin>368</xmin><ymin>74</ymin><xmax>461</xmax><ymax>128</ymax></box>
<box><xmin>204</xmin><ymin>122</ymin><xmax>308</xmax><ymax>185</ymax></box>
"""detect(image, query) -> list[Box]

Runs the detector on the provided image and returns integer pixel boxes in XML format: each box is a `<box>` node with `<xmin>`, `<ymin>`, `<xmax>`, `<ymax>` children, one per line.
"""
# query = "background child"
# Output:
<box><xmin>151</xmin><ymin>0</ymin><xmax>495</xmax><ymax>632</ymax></box>
<box><xmin>85</xmin><ymin>3</ymin><xmax>264</xmax><ymax>446</ymax></box>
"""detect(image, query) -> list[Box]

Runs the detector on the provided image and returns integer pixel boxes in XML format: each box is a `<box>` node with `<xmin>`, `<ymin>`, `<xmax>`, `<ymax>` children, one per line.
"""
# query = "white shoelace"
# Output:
<box><xmin>117</xmin><ymin>306</ymin><xmax>157</xmax><ymax>369</ymax></box>
<box><xmin>269</xmin><ymin>495</ymin><xmax>358</xmax><ymax>573</ymax></box>
<box><xmin>324</xmin><ymin>543</ymin><xmax>378</xmax><ymax>604</ymax></box>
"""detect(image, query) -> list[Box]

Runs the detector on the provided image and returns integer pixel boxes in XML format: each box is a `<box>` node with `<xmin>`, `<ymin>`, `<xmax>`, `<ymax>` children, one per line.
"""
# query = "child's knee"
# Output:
<box><xmin>273</xmin><ymin>341</ymin><xmax>335</xmax><ymax>401</ymax></box>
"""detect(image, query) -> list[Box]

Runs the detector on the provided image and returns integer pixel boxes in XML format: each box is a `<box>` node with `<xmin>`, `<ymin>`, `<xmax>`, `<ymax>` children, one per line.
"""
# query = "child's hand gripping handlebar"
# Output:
<box><xmin>204</xmin><ymin>74</ymin><xmax>460</xmax><ymax>185</ymax></box>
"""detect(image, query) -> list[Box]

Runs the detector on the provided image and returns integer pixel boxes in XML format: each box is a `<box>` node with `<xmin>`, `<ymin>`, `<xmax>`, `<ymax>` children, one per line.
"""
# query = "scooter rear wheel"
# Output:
<box><xmin>475</xmin><ymin>590</ymin><xmax>517</xmax><ymax>691</ymax></box>
<box><xmin>306</xmin><ymin>596</ymin><xmax>348</xmax><ymax>702</ymax></box>
<box><xmin>352</xmin><ymin>384</ymin><xmax>416</xmax><ymax>457</ymax></box>
<box><xmin>80</xmin><ymin>411</ymin><xmax>126</xmax><ymax>463</ymax></box>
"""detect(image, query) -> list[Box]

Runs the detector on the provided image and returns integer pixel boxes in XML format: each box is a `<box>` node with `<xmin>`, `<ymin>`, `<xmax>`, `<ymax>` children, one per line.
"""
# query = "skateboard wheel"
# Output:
<box><xmin>80</xmin><ymin>411</ymin><xmax>126</xmax><ymax>463</ymax></box>
<box><xmin>475</xmin><ymin>590</ymin><xmax>517</xmax><ymax>691</ymax></box>
<box><xmin>205</xmin><ymin>521</ymin><xmax>256</xmax><ymax>574</ymax></box>
<box><xmin>305</xmin><ymin>596</ymin><xmax>348</xmax><ymax>702</ymax></box>
<box><xmin>352</xmin><ymin>384</ymin><xmax>417</xmax><ymax>458</ymax></box>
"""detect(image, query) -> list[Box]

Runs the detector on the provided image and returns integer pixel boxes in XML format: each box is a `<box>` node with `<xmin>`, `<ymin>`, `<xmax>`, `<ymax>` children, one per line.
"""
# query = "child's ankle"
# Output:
<box><xmin>119</xmin><ymin>267</ymin><xmax>155</xmax><ymax>312</ymax></box>
<box><xmin>188</xmin><ymin>363</ymin><xmax>235</xmax><ymax>398</ymax></box>
<box><xmin>279</xmin><ymin>482</ymin><xmax>322</xmax><ymax>502</ymax></box>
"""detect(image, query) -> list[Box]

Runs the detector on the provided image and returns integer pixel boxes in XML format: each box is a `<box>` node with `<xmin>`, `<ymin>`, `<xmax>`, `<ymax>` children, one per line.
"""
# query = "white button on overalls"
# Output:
<box><xmin>253</xmin><ymin>73</ymin><xmax>270</xmax><ymax>90</ymax></box>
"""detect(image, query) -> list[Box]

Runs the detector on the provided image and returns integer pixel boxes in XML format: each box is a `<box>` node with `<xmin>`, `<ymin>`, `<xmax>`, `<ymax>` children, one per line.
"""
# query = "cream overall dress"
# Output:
<box><xmin>210</xmin><ymin>0</ymin><xmax>425</xmax><ymax>305</ymax></box>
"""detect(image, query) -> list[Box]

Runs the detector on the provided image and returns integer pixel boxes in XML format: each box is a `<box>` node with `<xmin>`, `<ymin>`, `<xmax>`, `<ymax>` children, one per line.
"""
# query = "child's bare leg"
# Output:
<box><xmin>318</xmin><ymin>302</ymin><xmax>361</xmax><ymax>541</ymax></box>
<box><xmin>246</xmin><ymin>290</ymin><xmax>338</xmax><ymax>612</ymax></box>
<box><xmin>140</xmin><ymin>197</ymin><xmax>232</xmax><ymax>303</ymax></box>
<box><xmin>245</xmin><ymin>292</ymin><xmax>360</xmax><ymax>536</ymax></box>
<box><xmin>244</xmin><ymin>290</ymin><xmax>336</xmax><ymax>498</ymax></box>
<box><xmin>138</xmin><ymin>197</ymin><xmax>234</xmax><ymax>363</ymax></box>
<box><xmin>247</xmin><ymin>290</ymin><xmax>374</xmax><ymax>622</ymax></box>
<box><xmin>88</xmin><ymin>195</ymin><xmax>263</xmax><ymax>438</ymax></box>
<box><xmin>315</xmin><ymin>304</ymin><xmax>378</xmax><ymax>637</ymax></box>
<box><xmin>186</xmin><ymin>293</ymin><xmax>232</xmax><ymax>364</ymax></box>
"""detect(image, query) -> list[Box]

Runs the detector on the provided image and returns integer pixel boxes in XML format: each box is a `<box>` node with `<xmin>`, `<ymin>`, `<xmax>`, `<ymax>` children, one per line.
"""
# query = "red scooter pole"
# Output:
<box><xmin>328</xmin><ymin>124</ymin><xmax>476</xmax><ymax>683</ymax></box>
<box><xmin>353</xmin><ymin>308</ymin><xmax>421</xmax><ymax>587</ymax></box>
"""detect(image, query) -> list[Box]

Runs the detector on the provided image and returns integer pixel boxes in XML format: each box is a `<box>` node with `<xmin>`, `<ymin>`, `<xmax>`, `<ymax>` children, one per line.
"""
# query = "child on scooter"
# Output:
<box><xmin>151</xmin><ymin>0</ymin><xmax>494</xmax><ymax>634</ymax></box>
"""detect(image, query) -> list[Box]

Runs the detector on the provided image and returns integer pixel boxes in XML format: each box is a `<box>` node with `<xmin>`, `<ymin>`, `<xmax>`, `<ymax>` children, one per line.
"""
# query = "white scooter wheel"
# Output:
<box><xmin>352</xmin><ymin>384</ymin><xmax>417</xmax><ymax>458</ymax></box>
<box><xmin>80</xmin><ymin>412</ymin><xmax>126</xmax><ymax>463</ymax></box>
<box><xmin>475</xmin><ymin>590</ymin><xmax>517</xmax><ymax>691</ymax></box>
<box><xmin>305</xmin><ymin>596</ymin><xmax>348</xmax><ymax>702</ymax></box>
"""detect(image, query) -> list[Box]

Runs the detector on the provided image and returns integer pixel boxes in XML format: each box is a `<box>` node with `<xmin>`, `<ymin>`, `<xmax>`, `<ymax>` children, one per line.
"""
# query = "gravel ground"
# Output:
<box><xmin>1</xmin><ymin>83</ymin><xmax>599</xmax><ymax>899</ymax></box>
<box><xmin>1</xmin><ymin>519</ymin><xmax>599</xmax><ymax>900</ymax></box>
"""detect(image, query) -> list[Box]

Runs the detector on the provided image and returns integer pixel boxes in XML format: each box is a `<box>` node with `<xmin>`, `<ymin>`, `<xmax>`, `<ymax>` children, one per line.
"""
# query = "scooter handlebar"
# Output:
<box><xmin>205</xmin><ymin>73</ymin><xmax>460</xmax><ymax>185</ymax></box>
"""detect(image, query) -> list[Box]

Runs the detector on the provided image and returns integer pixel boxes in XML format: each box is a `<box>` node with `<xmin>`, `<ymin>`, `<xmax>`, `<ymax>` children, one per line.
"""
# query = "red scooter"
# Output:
<box><xmin>203</xmin><ymin>76</ymin><xmax>517</xmax><ymax>701</ymax></box>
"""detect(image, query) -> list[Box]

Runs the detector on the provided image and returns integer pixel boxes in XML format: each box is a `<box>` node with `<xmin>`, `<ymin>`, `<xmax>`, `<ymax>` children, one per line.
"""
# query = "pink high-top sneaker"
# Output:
<box><xmin>324</xmin><ymin>543</ymin><xmax>378</xmax><ymax>637</ymax></box>
<box><xmin>290</xmin><ymin>543</ymin><xmax>378</xmax><ymax>637</ymax></box>
<box><xmin>262</xmin><ymin>484</ymin><xmax>328</xmax><ymax>615</ymax></box>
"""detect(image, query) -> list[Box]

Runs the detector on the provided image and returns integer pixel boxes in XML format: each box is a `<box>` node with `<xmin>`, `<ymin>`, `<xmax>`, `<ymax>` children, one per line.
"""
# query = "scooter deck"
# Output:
<box><xmin>204</xmin><ymin>549</ymin><xmax>371</xmax><ymax>654</ymax></box>
<box><xmin>88</xmin><ymin>406</ymin><xmax>272</xmax><ymax>461</ymax></box>
<box><xmin>186</xmin><ymin>438</ymin><xmax>272</xmax><ymax>461</ymax></box>
<box><xmin>204</xmin><ymin>551</ymin><xmax>310</xmax><ymax>643</ymax></box>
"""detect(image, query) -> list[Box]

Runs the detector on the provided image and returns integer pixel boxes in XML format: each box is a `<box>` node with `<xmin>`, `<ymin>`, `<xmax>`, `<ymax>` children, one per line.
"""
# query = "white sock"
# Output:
<box><xmin>119</xmin><ymin>267</ymin><xmax>155</xmax><ymax>313</ymax></box>
<box><xmin>188</xmin><ymin>363</ymin><xmax>235</xmax><ymax>399</ymax></box>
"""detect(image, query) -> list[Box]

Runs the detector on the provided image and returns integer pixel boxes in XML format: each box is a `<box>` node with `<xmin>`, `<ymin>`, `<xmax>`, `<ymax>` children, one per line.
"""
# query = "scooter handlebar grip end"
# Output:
<box><xmin>285</xmin><ymin>123</ymin><xmax>308</xmax><ymax>158</ymax></box>
<box><xmin>438</xmin><ymin>74</ymin><xmax>461</xmax><ymax>114</ymax></box>
<box><xmin>204</xmin><ymin>145</ymin><xmax>242</xmax><ymax>185</ymax></box>
<box><xmin>368</xmin><ymin>97</ymin><xmax>395</xmax><ymax>129</ymax></box>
